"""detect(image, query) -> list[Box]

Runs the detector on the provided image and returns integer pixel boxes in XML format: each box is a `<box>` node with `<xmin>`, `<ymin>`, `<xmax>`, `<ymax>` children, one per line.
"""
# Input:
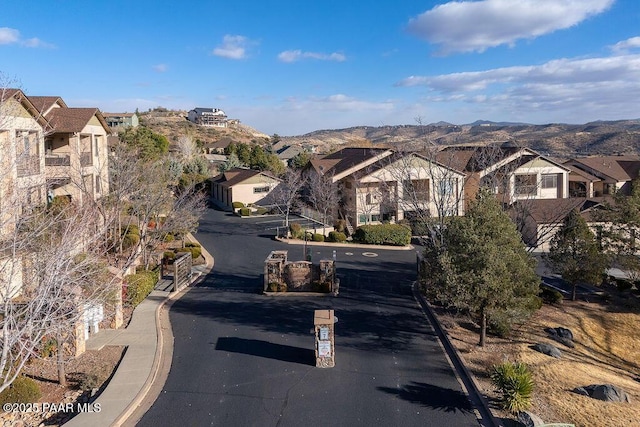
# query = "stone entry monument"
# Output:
<box><xmin>314</xmin><ymin>309</ymin><xmax>335</xmax><ymax>368</ymax></box>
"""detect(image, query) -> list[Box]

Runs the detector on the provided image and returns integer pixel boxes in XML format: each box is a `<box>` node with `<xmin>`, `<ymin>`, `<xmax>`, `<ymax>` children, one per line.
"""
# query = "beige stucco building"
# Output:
<box><xmin>211</xmin><ymin>168</ymin><xmax>281</xmax><ymax>209</ymax></box>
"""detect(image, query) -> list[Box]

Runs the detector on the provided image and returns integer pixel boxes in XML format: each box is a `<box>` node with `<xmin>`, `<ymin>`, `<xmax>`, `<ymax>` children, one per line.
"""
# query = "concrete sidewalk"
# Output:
<box><xmin>65</xmin><ymin>240</ymin><xmax>213</xmax><ymax>427</ymax></box>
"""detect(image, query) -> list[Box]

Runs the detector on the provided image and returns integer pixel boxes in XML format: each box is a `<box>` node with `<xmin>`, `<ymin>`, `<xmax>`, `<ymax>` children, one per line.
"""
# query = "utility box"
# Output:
<box><xmin>314</xmin><ymin>309</ymin><xmax>335</xmax><ymax>368</ymax></box>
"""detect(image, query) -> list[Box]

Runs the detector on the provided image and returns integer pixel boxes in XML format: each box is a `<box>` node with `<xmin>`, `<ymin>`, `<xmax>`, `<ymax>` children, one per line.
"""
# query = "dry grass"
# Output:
<box><xmin>436</xmin><ymin>290</ymin><xmax>640</xmax><ymax>427</ymax></box>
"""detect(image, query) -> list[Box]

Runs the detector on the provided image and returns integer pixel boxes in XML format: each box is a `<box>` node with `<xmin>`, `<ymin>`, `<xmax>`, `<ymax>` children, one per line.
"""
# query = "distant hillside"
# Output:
<box><xmin>282</xmin><ymin>120</ymin><xmax>640</xmax><ymax>158</ymax></box>
<box><xmin>137</xmin><ymin>110</ymin><xmax>640</xmax><ymax>159</ymax></box>
<box><xmin>138</xmin><ymin>109</ymin><xmax>270</xmax><ymax>147</ymax></box>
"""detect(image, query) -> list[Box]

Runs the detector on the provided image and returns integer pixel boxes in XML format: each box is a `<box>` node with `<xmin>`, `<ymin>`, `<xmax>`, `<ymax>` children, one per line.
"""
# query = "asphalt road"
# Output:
<box><xmin>138</xmin><ymin>208</ymin><xmax>480</xmax><ymax>427</ymax></box>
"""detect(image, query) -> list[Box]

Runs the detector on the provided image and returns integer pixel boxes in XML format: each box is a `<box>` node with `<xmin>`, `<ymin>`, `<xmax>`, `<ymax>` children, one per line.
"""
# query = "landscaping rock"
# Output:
<box><xmin>517</xmin><ymin>410</ymin><xmax>544</xmax><ymax>427</ymax></box>
<box><xmin>577</xmin><ymin>384</ymin><xmax>631</xmax><ymax>403</ymax></box>
<box><xmin>544</xmin><ymin>326</ymin><xmax>575</xmax><ymax>348</ymax></box>
<box><xmin>532</xmin><ymin>342</ymin><xmax>562</xmax><ymax>358</ymax></box>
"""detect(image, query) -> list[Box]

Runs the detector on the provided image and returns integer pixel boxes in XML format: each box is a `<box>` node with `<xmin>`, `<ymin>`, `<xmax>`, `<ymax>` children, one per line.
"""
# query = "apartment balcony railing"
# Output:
<box><xmin>80</xmin><ymin>152</ymin><xmax>93</xmax><ymax>167</ymax></box>
<box><xmin>17</xmin><ymin>155</ymin><xmax>41</xmax><ymax>177</ymax></box>
<box><xmin>45</xmin><ymin>155</ymin><xmax>71</xmax><ymax>166</ymax></box>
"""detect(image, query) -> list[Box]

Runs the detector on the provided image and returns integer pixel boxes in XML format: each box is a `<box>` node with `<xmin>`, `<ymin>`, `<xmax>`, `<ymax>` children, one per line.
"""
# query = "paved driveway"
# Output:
<box><xmin>138</xmin><ymin>209</ymin><xmax>480</xmax><ymax>427</ymax></box>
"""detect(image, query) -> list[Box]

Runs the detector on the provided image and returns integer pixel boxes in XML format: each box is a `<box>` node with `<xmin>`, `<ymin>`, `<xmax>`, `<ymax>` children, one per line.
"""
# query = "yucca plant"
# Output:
<box><xmin>490</xmin><ymin>361</ymin><xmax>534</xmax><ymax>413</ymax></box>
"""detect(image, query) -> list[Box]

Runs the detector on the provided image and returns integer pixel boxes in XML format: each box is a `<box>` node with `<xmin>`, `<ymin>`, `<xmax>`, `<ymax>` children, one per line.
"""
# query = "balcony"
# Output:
<box><xmin>45</xmin><ymin>155</ymin><xmax>71</xmax><ymax>166</ymax></box>
<box><xmin>17</xmin><ymin>155</ymin><xmax>41</xmax><ymax>177</ymax></box>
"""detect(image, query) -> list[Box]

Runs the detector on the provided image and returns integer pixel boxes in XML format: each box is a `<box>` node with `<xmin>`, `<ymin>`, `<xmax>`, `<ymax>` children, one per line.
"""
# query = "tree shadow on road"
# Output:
<box><xmin>215</xmin><ymin>337</ymin><xmax>315</xmax><ymax>366</ymax></box>
<box><xmin>377</xmin><ymin>381</ymin><xmax>474</xmax><ymax>414</ymax></box>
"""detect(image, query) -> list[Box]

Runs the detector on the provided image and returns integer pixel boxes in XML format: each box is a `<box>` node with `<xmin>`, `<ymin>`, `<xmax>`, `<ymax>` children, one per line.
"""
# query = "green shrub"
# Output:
<box><xmin>540</xmin><ymin>286</ymin><xmax>563</xmax><ymax>304</ymax></box>
<box><xmin>239</xmin><ymin>207</ymin><xmax>251</xmax><ymax>216</ymax></box>
<box><xmin>163</xmin><ymin>251</ymin><xmax>176</xmax><ymax>262</ymax></box>
<box><xmin>125</xmin><ymin>270</ymin><xmax>159</xmax><ymax>307</ymax></box>
<box><xmin>0</xmin><ymin>376</ymin><xmax>41</xmax><ymax>405</ymax></box>
<box><xmin>163</xmin><ymin>233</ymin><xmax>175</xmax><ymax>243</ymax></box>
<box><xmin>123</xmin><ymin>224</ymin><xmax>140</xmax><ymax>236</ymax></box>
<box><xmin>256</xmin><ymin>207</ymin><xmax>268</xmax><ymax>215</ymax></box>
<box><xmin>277</xmin><ymin>283</ymin><xmax>287</xmax><ymax>292</ymax></box>
<box><xmin>488</xmin><ymin>313</ymin><xmax>512</xmax><ymax>338</ymax></box>
<box><xmin>490</xmin><ymin>362</ymin><xmax>534</xmax><ymax>413</ymax></box>
<box><xmin>268</xmin><ymin>282</ymin><xmax>279</xmax><ymax>292</ymax></box>
<box><xmin>232</xmin><ymin>201</ymin><xmax>245</xmax><ymax>209</ymax></box>
<box><xmin>333</xmin><ymin>219</ymin><xmax>347</xmax><ymax>233</ymax></box>
<box><xmin>39</xmin><ymin>337</ymin><xmax>57</xmax><ymax>358</ymax></box>
<box><xmin>353</xmin><ymin>224</ymin><xmax>411</xmax><ymax>246</ymax></box>
<box><xmin>290</xmin><ymin>223</ymin><xmax>301</xmax><ymax>234</ymax></box>
<box><xmin>184</xmin><ymin>242</ymin><xmax>202</xmax><ymax>259</ymax></box>
<box><xmin>312</xmin><ymin>233</ymin><xmax>325</xmax><ymax>242</ymax></box>
<box><xmin>328</xmin><ymin>231</ymin><xmax>347</xmax><ymax>243</ymax></box>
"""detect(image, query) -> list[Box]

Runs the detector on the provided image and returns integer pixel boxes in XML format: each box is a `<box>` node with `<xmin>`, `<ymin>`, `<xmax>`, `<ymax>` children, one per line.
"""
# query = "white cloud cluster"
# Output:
<box><xmin>396</xmin><ymin>46</ymin><xmax>640</xmax><ymax>122</ymax></box>
<box><xmin>610</xmin><ymin>36</ymin><xmax>640</xmax><ymax>53</ymax></box>
<box><xmin>212</xmin><ymin>35</ymin><xmax>253</xmax><ymax>59</ymax></box>
<box><xmin>0</xmin><ymin>27</ymin><xmax>54</xmax><ymax>48</ymax></box>
<box><xmin>277</xmin><ymin>50</ymin><xmax>346</xmax><ymax>63</ymax></box>
<box><xmin>407</xmin><ymin>0</ymin><xmax>614</xmax><ymax>54</ymax></box>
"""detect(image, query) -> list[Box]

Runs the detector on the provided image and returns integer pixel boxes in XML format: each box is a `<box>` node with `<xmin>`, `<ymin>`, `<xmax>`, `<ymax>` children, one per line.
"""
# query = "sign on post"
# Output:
<box><xmin>314</xmin><ymin>309</ymin><xmax>335</xmax><ymax>368</ymax></box>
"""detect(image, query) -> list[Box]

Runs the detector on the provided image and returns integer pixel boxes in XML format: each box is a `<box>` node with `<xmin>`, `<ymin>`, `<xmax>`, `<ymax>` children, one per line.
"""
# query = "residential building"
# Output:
<box><xmin>437</xmin><ymin>142</ymin><xmax>570</xmax><ymax>207</ymax></box>
<box><xmin>187</xmin><ymin>107</ymin><xmax>228</xmax><ymax>127</ymax></box>
<box><xmin>0</xmin><ymin>88</ymin><xmax>48</xmax><ymax>299</ymax></box>
<box><xmin>565</xmin><ymin>155</ymin><xmax>640</xmax><ymax>198</ymax></box>
<box><xmin>29</xmin><ymin>96</ymin><xmax>111</xmax><ymax>206</ymax></box>
<box><xmin>211</xmin><ymin>167</ymin><xmax>280</xmax><ymax>209</ymax></box>
<box><xmin>102</xmin><ymin>112</ymin><xmax>139</xmax><ymax>128</ymax></box>
<box><xmin>305</xmin><ymin>147</ymin><xmax>466</xmax><ymax>231</ymax></box>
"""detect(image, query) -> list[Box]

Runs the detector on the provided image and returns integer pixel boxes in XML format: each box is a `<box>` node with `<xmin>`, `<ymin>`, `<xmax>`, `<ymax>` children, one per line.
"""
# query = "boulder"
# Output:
<box><xmin>579</xmin><ymin>384</ymin><xmax>631</xmax><ymax>403</ymax></box>
<box><xmin>544</xmin><ymin>326</ymin><xmax>575</xmax><ymax>347</ymax></box>
<box><xmin>532</xmin><ymin>343</ymin><xmax>562</xmax><ymax>358</ymax></box>
<box><xmin>517</xmin><ymin>410</ymin><xmax>544</xmax><ymax>427</ymax></box>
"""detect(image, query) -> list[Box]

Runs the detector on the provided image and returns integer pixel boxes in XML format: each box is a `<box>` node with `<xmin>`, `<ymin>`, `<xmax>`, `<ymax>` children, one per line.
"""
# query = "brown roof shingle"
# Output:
<box><xmin>47</xmin><ymin>108</ymin><xmax>102</xmax><ymax>133</ymax></box>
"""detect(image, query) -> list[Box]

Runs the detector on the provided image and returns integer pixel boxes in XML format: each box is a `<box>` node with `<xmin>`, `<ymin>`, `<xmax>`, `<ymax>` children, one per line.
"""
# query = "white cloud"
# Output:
<box><xmin>407</xmin><ymin>0</ymin><xmax>614</xmax><ymax>54</ymax></box>
<box><xmin>610</xmin><ymin>36</ymin><xmax>640</xmax><ymax>53</ymax></box>
<box><xmin>0</xmin><ymin>27</ymin><xmax>54</xmax><ymax>48</ymax></box>
<box><xmin>277</xmin><ymin>50</ymin><xmax>346</xmax><ymax>63</ymax></box>
<box><xmin>0</xmin><ymin>27</ymin><xmax>20</xmax><ymax>44</ymax></box>
<box><xmin>395</xmin><ymin>51</ymin><xmax>640</xmax><ymax>123</ymax></box>
<box><xmin>152</xmin><ymin>64</ymin><xmax>168</xmax><ymax>72</ymax></box>
<box><xmin>212</xmin><ymin>35</ymin><xmax>253</xmax><ymax>59</ymax></box>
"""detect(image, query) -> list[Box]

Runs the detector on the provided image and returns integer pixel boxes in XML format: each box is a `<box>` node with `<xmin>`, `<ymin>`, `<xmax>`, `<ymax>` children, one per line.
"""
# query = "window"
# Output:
<box><xmin>370</xmin><ymin>214</ymin><xmax>381</xmax><ymax>222</ymax></box>
<box><xmin>541</xmin><ymin>174</ymin><xmax>557</xmax><ymax>189</ymax></box>
<box><xmin>358</xmin><ymin>214</ymin><xmax>367</xmax><ymax>224</ymax></box>
<box><xmin>94</xmin><ymin>136</ymin><xmax>100</xmax><ymax>156</ymax></box>
<box><xmin>95</xmin><ymin>175</ymin><xmax>102</xmax><ymax>194</ymax></box>
<box><xmin>514</xmin><ymin>174</ymin><xmax>537</xmax><ymax>195</ymax></box>
<box><xmin>253</xmin><ymin>186</ymin><xmax>271</xmax><ymax>194</ymax></box>
<box><xmin>438</xmin><ymin>179</ymin><xmax>455</xmax><ymax>197</ymax></box>
<box><xmin>365</xmin><ymin>192</ymin><xmax>380</xmax><ymax>205</ymax></box>
<box><xmin>403</xmin><ymin>179</ymin><xmax>429</xmax><ymax>201</ymax></box>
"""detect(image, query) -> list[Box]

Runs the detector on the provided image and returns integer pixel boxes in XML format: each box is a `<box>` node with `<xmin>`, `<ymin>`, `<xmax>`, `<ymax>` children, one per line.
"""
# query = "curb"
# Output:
<box><xmin>118</xmin><ymin>234</ymin><xmax>214</xmax><ymax>426</ymax></box>
<box><xmin>411</xmin><ymin>282</ymin><xmax>501</xmax><ymax>427</ymax></box>
<box><xmin>274</xmin><ymin>236</ymin><xmax>415</xmax><ymax>251</ymax></box>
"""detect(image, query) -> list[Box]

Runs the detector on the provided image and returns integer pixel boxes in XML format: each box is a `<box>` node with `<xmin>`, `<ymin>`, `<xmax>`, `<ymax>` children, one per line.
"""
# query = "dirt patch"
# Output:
<box><xmin>435</xmin><ymin>288</ymin><xmax>640</xmax><ymax>426</ymax></box>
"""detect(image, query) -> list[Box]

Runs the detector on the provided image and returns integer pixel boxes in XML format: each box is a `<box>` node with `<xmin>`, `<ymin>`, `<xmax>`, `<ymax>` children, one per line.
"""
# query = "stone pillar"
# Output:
<box><xmin>314</xmin><ymin>309</ymin><xmax>335</xmax><ymax>368</ymax></box>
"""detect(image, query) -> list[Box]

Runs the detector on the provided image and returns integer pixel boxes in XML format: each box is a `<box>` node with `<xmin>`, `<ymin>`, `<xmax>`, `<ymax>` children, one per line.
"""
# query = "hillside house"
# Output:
<box><xmin>187</xmin><ymin>107</ymin><xmax>228</xmax><ymax>127</ymax></box>
<box><xmin>102</xmin><ymin>112</ymin><xmax>139</xmax><ymax>128</ymax></box>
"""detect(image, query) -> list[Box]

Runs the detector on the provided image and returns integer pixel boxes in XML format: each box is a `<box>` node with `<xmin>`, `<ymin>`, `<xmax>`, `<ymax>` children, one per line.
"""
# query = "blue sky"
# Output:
<box><xmin>1</xmin><ymin>0</ymin><xmax>639</xmax><ymax>136</ymax></box>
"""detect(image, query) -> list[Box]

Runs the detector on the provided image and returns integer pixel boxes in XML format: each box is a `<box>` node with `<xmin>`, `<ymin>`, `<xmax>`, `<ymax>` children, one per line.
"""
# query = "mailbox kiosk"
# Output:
<box><xmin>314</xmin><ymin>309</ymin><xmax>335</xmax><ymax>368</ymax></box>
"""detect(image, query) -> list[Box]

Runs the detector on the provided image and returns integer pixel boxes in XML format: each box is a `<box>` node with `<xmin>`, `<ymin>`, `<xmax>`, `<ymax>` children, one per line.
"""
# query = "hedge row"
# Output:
<box><xmin>353</xmin><ymin>224</ymin><xmax>411</xmax><ymax>246</ymax></box>
<box><xmin>125</xmin><ymin>269</ymin><xmax>159</xmax><ymax>307</ymax></box>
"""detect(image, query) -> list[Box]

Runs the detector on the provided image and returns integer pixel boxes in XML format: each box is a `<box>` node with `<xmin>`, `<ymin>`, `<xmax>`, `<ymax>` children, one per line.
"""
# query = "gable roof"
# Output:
<box><xmin>309</xmin><ymin>147</ymin><xmax>394</xmax><ymax>182</ymax></box>
<box><xmin>204</xmin><ymin>137</ymin><xmax>234</xmax><ymax>149</ymax></box>
<box><xmin>212</xmin><ymin>167</ymin><xmax>280</xmax><ymax>187</ymax></box>
<box><xmin>46</xmin><ymin>108</ymin><xmax>109</xmax><ymax>133</ymax></box>
<box><xmin>1</xmin><ymin>88</ymin><xmax>50</xmax><ymax>128</ymax></box>
<box><xmin>508</xmin><ymin>197</ymin><xmax>604</xmax><ymax>225</ymax></box>
<box><xmin>28</xmin><ymin>96</ymin><xmax>68</xmax><ymax>115</ymax></box>
<box><xmin>567</xmin><ymin>156</ymin><xmax>640</xmax><ymax>183</ymax></box>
